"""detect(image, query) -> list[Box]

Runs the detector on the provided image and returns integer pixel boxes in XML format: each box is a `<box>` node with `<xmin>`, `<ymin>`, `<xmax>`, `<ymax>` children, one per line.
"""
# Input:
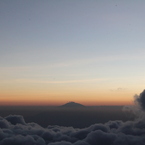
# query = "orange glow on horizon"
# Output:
<box><xmin>0</xmin><ymin>86</ymin><xmax>136</xmax><ymax>106</ymax></box>
<box><xmin>0</xmin><ymin>99</ymin><xmax>133</xmax><ymax>106</ymax></box>
<box><xmin>0</xmin><ymin>92</ymin><xmax>134</xmax><ymax>106</ymax></box>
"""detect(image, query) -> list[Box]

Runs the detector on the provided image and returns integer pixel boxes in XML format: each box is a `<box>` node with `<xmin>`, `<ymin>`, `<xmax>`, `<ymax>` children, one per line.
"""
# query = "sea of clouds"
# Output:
<box><xmin>0</xmin><ymin>90</ymin><xmax>145</xmax><ymax>145</ymax></box>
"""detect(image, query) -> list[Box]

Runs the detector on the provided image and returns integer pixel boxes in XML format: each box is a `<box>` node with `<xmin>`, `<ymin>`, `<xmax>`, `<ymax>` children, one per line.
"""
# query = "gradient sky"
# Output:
<box><xmin>0</xmin><ymin>0</ymin><xmax>145</xmax><ymax>106</ymax></box>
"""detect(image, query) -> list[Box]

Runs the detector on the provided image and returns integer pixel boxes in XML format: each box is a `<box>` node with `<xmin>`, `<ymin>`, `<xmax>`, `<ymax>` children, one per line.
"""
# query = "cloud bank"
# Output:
<box><xmin>0</xmin><ymin>90</ymin><xmax>145</xmax><ymax>145</ymax></box>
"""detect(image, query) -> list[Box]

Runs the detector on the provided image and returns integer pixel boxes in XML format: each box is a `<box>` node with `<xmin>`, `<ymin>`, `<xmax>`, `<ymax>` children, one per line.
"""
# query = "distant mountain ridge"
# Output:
<box><xmin>60</xmin><ymin>102</ymin><xmax>85</xmax><ymax>108</ymax></box>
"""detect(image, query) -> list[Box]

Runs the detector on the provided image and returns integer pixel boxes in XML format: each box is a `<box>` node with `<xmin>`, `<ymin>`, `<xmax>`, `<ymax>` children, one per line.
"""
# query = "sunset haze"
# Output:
<box><xmin>0</xmin><ymin>0</ymin><xmax>145</xmax><ymax>106</ymax></box>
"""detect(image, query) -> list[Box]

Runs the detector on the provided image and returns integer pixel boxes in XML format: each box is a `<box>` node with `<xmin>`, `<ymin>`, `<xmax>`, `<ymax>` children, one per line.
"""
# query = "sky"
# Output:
<box><xmin>0</xmin><ymin>0</ymin><xmax>145</xmax><ymax>106</ymax></box>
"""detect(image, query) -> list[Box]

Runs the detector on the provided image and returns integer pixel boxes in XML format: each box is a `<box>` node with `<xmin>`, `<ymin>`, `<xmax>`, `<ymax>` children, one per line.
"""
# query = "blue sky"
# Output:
<box><xmin>0</xmin><ymin>0</ymin><xmax>145</xmax><ymax>105</ymax></box>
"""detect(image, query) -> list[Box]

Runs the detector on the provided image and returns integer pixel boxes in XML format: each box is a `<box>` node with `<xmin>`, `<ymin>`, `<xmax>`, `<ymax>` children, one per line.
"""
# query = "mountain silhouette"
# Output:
<box><xmin>60</xmin><ymin>102</ymin><xmax>85</xmax><ymax>108</ymax></box>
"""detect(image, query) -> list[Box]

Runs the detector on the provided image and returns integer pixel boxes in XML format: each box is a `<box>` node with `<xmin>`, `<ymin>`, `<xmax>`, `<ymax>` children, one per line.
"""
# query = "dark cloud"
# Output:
<box><xmin>135</xmin><ymin>89</ymin><xmax>145</xmax><ymax>111</ymax></box>
<box><xmin>0</xmin><ymin>113</ymin><xmax>144</xmax><ymax>145</ymax></box>
<box><xmin>0</xmin><ymin>90</ymin><xmax>145</xmax><ymax>145</ymax></box>
<box><xmin>5</xmin><ymin>115</ymin><xmax>26</xmax><ymax>125</ymax></box>
<box><xmin>0</xmin><ymin>116</ymin><xmax>10</xmax><ymax>129</ymax></box>
<box><xmin>85</xmin><ymin>130</ymin><xmax>116</xmax><ymax>145</ymax></box>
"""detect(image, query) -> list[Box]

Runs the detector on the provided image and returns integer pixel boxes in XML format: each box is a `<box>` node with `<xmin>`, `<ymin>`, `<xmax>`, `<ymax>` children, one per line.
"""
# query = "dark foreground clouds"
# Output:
<box><xmin>0</xmin><ymin>90</ymin><xmax>145</xmax><ymax>145</ymax></box>
<box><xmin>135</xmin><ymin>89</ymin><xmax>145</xmax><ymax>111</ymax></box>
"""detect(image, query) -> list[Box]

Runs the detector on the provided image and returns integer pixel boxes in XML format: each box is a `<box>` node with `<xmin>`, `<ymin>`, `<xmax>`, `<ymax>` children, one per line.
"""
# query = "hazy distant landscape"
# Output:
<box><xmin>1</xmin><ymin>0</ymin><xmax>145</xmax><ymax>144</ymax></box>
<box><xmin>0</xmin><ymin>103</ymin><xmax>135</xmax><ymax>128</ymax></box>
<box><xmin>0</xmin><ymin>93</ymin><xmax>144</xmax><ymax>145</ymax></box>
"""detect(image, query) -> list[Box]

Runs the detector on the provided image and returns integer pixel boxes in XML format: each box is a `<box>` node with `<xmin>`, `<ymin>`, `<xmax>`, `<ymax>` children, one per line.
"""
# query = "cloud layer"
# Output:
<box><xmin>0</xmin><ymin>90</ymin><xmax>145</xmax><ymax>145</ymax></box>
